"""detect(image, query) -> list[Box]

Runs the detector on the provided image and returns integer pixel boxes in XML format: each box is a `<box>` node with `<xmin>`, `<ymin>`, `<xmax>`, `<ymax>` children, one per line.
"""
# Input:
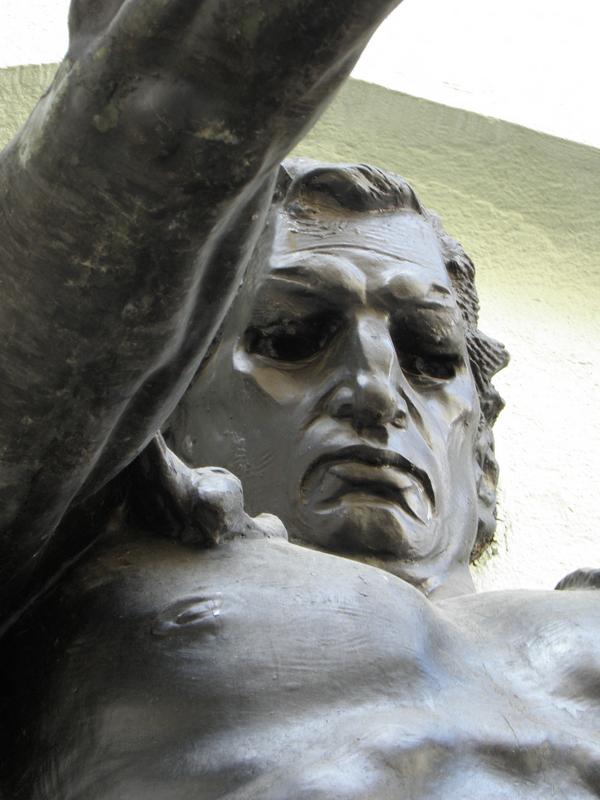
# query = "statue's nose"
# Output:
<box><xmin>326</xmin><ymin>314</ymin><xmax>408</xmax><ymax>431</ymax></box>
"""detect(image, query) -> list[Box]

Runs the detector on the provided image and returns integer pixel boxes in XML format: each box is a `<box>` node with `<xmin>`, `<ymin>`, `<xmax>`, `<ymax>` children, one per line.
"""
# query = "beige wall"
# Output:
<box><xmin>2</xmin><ymin>66</ymin><xmax>599</xmax><ymax>591</ymax></box>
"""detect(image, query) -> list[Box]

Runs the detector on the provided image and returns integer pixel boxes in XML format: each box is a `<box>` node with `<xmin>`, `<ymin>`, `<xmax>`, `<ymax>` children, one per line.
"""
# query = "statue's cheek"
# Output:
<box><xmin>233</xmin><ymin>347</ymin><xmax>312</xmax><ymax>406</ymax></box>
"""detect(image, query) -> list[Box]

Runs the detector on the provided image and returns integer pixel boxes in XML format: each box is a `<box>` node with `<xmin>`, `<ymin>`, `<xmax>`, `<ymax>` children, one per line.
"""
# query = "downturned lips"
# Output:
<box><xmin>302</xmin><ymin>445</ymin><xmax>435</xmax><ymax>524</ymax></box>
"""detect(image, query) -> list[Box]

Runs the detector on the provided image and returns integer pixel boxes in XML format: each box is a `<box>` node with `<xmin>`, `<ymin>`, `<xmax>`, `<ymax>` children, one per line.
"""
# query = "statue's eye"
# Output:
<box><xmin>245</xmin><ymin>314</ymin><xmax>341</xmax><ymax>363</ymax></box>
<box><xmin>401</xmin><ymin>353</ymin><xmax>461</xmax><ymax>383</ymax></box>
<box><xmin>391</xmin><ymin>317</ymin><xmax>464</xmax><ymax>386</ymax></box>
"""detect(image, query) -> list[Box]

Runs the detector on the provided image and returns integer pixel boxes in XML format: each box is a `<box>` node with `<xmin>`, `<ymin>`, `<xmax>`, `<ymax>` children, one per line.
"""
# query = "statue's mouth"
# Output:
<box><xmin>302</xmin><ymin>445</ymin><xmax>435</xmax><ymax>524</ymax></box>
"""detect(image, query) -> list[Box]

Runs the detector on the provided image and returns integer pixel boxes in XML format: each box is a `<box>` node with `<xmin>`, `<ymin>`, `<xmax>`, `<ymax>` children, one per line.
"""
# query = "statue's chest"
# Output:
<box><xmin>206</xmin><ymin>657</ymin><xmax>600</xmax><ymax>800</ymax></box>
<box><xmin>24</xmin><ymin>546</ymin><xmax>600</xmax><ymax>799</ymax></box>
<box><xmin>128</xmin><ymin>583</ymin><xmax>600</xmax><ymax>798</ymax></box>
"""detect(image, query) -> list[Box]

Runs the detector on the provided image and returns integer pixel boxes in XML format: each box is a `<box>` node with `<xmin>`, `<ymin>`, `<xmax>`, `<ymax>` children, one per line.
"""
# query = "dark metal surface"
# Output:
<box><xmin>2</xmin><ymin>531</ymin><xmax>599</xmax><ymax>798</ymax></box>
<box><xmin>1</xmin><ymin>3</ymin><xmax>598</xmax><ymax>798</ymax></box>
<box><xmin>0</xmin><ymin>0</ymin><xmax>402</xmax><ymax>626</ymax></box>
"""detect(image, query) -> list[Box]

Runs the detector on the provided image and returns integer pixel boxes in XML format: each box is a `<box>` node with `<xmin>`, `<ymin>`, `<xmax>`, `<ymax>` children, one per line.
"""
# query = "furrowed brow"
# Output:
<box><xmin>265</xmin><ymin>257</ymin><xmax>367</xmax><ymax>306</ymax></box>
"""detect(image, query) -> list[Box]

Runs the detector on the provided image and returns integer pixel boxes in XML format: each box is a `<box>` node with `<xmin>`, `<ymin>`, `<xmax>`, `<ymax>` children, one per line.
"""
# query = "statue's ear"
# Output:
<box><xmin>471</xmin><ymin>421</ymin><xmax>500</xmax><ymax>562</ymax></box>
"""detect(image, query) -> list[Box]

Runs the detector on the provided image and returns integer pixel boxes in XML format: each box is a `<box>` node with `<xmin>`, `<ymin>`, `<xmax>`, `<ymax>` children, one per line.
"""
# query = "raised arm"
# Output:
<box><xmin>0</xmin><ymin>0</ymin><xmax>402</xmax><ymax>624</ymax></box>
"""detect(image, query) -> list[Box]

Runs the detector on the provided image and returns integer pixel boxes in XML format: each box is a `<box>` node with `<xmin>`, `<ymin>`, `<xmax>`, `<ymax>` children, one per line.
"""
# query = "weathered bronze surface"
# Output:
<box><xmin>1</xmin><ymin>3</ymin><xmax>599</xmax><ymax>798</ymax></box>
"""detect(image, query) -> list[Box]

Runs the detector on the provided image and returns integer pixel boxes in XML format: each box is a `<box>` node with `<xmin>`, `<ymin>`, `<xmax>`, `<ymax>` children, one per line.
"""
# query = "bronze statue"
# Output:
<box><xmin>1</xmin><ymin>2</ymin><xmax>599</xmax><ymax>798</ymax></box>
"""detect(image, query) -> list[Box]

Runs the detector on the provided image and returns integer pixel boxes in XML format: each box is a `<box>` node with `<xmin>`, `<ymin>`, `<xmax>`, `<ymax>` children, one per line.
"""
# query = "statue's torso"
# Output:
<box><xmin>4</xmin><ymin>532</ymin><xmax>600</xmax><ymax>799</ymax></box>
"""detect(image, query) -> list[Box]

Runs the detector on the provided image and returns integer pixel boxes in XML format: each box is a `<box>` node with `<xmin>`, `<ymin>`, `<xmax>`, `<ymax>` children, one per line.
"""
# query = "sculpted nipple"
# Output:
<box><xmin>151</xmin><ymin>593</ymin><xmax>224</xmax><ymax>637</ymax></box>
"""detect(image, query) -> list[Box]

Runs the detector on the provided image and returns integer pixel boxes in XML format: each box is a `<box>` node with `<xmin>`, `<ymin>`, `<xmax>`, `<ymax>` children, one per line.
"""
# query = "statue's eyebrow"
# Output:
<box><xmin>387</xmin><ymin>276</ymin><xmax>461</xmax><ymax>314</ymax></box>
<box><xmin>263</xmin><ymin>257</ymin><xmax>367</xmax><ymax>305</ymax></box>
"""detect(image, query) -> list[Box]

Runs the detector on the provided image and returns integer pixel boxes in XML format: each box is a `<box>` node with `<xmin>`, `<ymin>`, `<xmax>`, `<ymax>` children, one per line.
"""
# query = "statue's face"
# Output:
<box><xmin>168</xmin><ymin>208</ymin><xmax>481</xmax><ymax>591</ymax></box>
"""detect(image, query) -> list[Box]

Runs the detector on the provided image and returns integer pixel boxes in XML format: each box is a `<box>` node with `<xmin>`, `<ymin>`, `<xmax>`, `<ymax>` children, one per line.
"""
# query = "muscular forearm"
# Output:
<box><xmin>0</xmin><ymin>0</ymin><xmax>402</xmax><ymax>625</ymax></box>
<box><xmin>19</xmin><ymin>0</ymin><xmax>400</xmax><ymax>204</ymax></box>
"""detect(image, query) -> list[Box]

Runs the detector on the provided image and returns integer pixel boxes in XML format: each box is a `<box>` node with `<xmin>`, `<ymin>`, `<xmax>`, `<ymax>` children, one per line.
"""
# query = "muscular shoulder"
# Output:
<box><xmin>442</xmin><ymin>587</ymin><xmax>599</xmax><ymax>629</ymax></box>
<box><xmin>441</xmin><ymin>588</ymin><xmax>600</xmax><ymax>647</ymax></box>
<box><xmin>442</xmin><ymin>589</ymin><xmax>600</xmax><ymax>712</ymax></box>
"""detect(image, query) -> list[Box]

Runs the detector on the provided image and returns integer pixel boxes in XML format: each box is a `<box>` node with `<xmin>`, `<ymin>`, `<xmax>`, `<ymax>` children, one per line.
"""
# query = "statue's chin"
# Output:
<box><xmin>295</xmin><ymin>497</ymin><xmax>439</xmax><ymax>565</ymax></box>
